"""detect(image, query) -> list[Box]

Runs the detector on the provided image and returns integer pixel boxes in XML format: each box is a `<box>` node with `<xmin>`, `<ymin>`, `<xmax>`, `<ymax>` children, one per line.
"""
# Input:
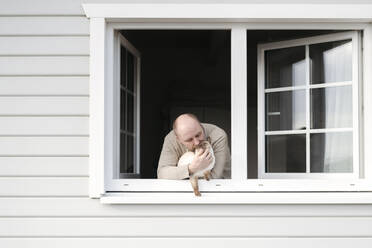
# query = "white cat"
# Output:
<box><xmin>177</xmin><ymin>138</ymin><xmax>215</xmax><ymax>196</ymax></box>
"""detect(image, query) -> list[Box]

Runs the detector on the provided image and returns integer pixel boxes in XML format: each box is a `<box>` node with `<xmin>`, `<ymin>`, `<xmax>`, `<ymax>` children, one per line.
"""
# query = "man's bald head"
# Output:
<box><xmin>173</xmin><ymin>113</ymin><xmax>205</xmax><ymax>150</ymax></box>
<box><xmin>173</xmin><ymin>113</ymin><xmax>201</xmax><ymax>135</ymax></box>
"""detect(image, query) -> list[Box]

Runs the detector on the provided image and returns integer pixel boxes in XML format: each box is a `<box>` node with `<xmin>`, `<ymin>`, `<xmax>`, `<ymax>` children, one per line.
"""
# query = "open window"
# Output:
<box><xmin>107</xmin><ymin>29</ymin><xmax>231</xmax><ymax>191</ymax></box>
<box><xmin>256</xmin><ymin>31</ymin><xmax>360</xmax><ymax>179</ymax></box>
<box><xmin>84</xmin><ymin>3</ymin><xmax>372</xmax><ymax>201</ymax></box>
<box><xmin>106</xmin><ymin>28</ymin><xmax>367</xmax><ymax>193</ymax></box>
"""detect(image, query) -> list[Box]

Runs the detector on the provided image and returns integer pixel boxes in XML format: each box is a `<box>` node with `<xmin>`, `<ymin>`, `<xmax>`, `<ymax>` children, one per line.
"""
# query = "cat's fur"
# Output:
<box><xmin>177</xmin><ymin>138</ymin><xmax>215</xmax><ymax>196</ymax></box>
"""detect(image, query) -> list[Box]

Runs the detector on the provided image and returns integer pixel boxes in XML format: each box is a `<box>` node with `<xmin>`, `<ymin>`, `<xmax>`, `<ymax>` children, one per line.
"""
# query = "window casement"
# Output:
<box><xmin>113</xmin><ymin>33</ymin><xmax>141</xmax><ymax>179</ymax></box>
<box><xmin>257</xmin><ymin>31</ymin><xmax>360</xmax><ymax>179</ymax></box>
<box><xmin>84</xmin><ymin>4</ymin><xmax>372</xmax><ymax>203</ymax></box>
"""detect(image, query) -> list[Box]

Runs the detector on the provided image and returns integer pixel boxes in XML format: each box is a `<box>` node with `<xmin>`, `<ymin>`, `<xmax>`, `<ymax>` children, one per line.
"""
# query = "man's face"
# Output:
<box><xmin>176</xmin><ymin>121</ymin><xmax>205</xmax><ymax>151</ymax></box>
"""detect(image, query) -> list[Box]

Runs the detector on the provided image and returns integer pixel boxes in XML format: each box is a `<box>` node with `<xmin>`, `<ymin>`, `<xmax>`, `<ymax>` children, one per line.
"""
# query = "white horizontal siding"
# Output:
<box><xmin>0</xmin><ymin>77</ymin><xmax>88</xmax><ymax>95</ymax></box>
<box><xmin>0</xmin><ymin>157</ymin><xmax>88</xmax><ymax>176</ymax></box>
<box><xmin>0</xmin><ymin>97</ymin><xmax>88</xmax><ymax>115</ymax></box>
<box><xmin>0</xmin><ymin>0</ymin><xmax>85</xmax><ymax>15</ymax></box>
<box><xmin>0</xmin><ymin>117</ymin><xmax>88</xmax><ymax>135</ymax></box>
<box><xmin>1</xmin><ymin>217</ymin><xmax>372</xmax><ymax>236</ymax></box>
<box><xmin>0</xmin><ymin>137</ymin><xmax>88</xmax><ymax>156</ymax></box>
<box><xmin>0</xmin><ymin>17</ymin><xmax>89</xmax><ymax>35</ymax></box>
<box><xmin>0</xmin><ymin>0</ymin><xmax>371</xmax><ymax>246</ymax></box>
<box><xmin>0</xmin><ymin>57</ymin><xmax>88</xmax><ymax>75</ymax></box>
<box><xmin>1</xmin><ymin>238</ymin><xmax>372</xmax><ymax>248</ymax></box>
<box><xmin>0</xmin><ymin>37</ymin><xmax>89</xmax><ymax>55</ymax></box>
<box><xmin>0</xmin><ymin>178</ymin><xmax>88</xmax><ymax>196</ymax></box>
<box><xmin>1</xmin><ymin>198</ymin><xmax>372</xmax><ymax>217</ymax></box>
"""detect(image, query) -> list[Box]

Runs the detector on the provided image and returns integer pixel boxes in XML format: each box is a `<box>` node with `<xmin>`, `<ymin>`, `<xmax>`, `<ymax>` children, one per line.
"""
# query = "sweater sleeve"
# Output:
<box><xmin>210</xmin><ymin>130</ymin><xmax>231</xmax><ymax>179</ymax></box>
<box><xmin>157</xmin><ymin>135</ymin><xmax>190</xmax><ymax>180</ymax></box>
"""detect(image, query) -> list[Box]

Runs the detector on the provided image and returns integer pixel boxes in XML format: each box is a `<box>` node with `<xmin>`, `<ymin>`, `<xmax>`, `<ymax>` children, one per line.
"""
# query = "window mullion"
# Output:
<box><xmin>352</xmin><ymin>32</ymin><xmax>361</xmax><ymax>178</ymax></box>
<box><xmin>306</xmin><ymin>44</ymin><xmax>310</xmax><ymax>174</ymax></box>
<box><xmin>231</xmin><ymin>26</ymin><xmax>247</xmax><ymax>181</ymax></box>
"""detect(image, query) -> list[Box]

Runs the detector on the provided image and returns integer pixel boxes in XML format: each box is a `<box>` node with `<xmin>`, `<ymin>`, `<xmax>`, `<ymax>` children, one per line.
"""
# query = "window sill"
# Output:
<box><xmin>100</xmin><ymin>192</ymin><xmax>372</xmax><ymax>204</ymax></box>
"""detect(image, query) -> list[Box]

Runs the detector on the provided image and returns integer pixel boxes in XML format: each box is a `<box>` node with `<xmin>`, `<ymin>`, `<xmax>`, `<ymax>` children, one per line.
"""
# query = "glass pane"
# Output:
<box><xmin>126</xmin><ymin>135</ymin><xmax>134</xmax><ymax>174</ymax></box>
<box><xmin>265</xmin><ymin>46</ymin><xmax>306</xmax><ymax>88</ymax></box>
<box><xmin>120</xmin><ymin>133</ymin><xmax>134</xmax><ymax>174</ymax></box>
<box><xmin>266</xmin><ymin>134</ymin><xmax>306</xmax><ymax>173</ymax></box>
<box><xmin>120</xmin><ymin>46</ymin><xmax>127</xmax><ymax>87</ymax></box>
<box><xmin>127</xmin><ymin>93</ymin><xmax>134</xmax><ymax>133</ymax></box>
<box><xmin>310</xmin><ymin>39</ymin><xmax>352</xmax><ymax>84</ymax></box>
<box><xmin>120</xmin><ymin>91</ymin><xmax>126</xmax><ymax>131</ymax></box>
<box><xmin>310</xmin><ymin>132</ymin><xmax>353</xmax><ymax>172</ymax></box>
<box><xmin>127</xmin><ymin>52</ymin><xmax>134</xmax><ymax>91</ymax></box>
<box><xmin>311</xmin><ymin>86</ymin><xmax>352</xmax><ymax>129</ymax></box>
<box><xmin>266</xmin><ymin>90</ymin><xmax>306</xmax><ymax>131</ymax></box>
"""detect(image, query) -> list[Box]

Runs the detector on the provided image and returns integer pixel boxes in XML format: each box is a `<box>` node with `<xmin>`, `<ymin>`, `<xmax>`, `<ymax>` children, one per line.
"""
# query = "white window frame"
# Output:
<box><xmin>257</xmin><ymin>31</ymin><xmax>360</xmax><ymax>179</ymax></box>
<box><xmin>83</xmin><ymin>4</ymin><xmax>372</xmax><ymax>204</ymax></box>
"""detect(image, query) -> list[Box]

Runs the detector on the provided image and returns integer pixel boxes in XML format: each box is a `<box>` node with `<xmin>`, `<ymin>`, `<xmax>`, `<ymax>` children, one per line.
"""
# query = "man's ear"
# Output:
<box><xmin>207</xmin><ymin>136</ymin><xmax>211</xmax><ymax>143</ymax></box>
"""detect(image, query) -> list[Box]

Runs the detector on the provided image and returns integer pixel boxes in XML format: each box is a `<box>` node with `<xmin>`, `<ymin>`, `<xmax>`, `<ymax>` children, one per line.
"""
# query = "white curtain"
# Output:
<box><xmin>322</xmin><ymin>41</ymin><xmax>353</xmax><ymax>172</ymax></box>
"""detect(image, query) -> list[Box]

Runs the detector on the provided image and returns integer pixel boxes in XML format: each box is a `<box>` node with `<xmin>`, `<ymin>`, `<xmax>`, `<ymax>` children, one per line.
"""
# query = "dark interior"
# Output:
<box><xmin>120</xmin><ymin>30</ymin><xmax>231</xmax><ymax>178</ymax></box>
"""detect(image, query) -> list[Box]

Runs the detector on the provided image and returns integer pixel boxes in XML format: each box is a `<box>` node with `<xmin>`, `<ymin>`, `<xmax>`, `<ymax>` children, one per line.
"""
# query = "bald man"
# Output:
<box><xmin>157</xmin><ymin>114</ymin><xmax>231</xmax><ymax>179</ymax></box>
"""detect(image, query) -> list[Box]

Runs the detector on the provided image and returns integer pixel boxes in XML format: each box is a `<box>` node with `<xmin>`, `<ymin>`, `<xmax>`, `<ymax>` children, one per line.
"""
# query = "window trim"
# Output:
<box><xmin>83</xmin><ymin>3</ymin><xmax>372</xmax><ymax>202</ymax></box>
<box><xmin>100</xmin><ymin>192</ymin><xmax>372</xmax><ymax>204</ymax></box>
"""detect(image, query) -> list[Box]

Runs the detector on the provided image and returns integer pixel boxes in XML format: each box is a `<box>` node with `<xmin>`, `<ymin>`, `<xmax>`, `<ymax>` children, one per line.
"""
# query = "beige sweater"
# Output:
<box><xmin>157</xmin><ymin>123</ymin><xmax>231</xmax><ymax>179</ymax></box>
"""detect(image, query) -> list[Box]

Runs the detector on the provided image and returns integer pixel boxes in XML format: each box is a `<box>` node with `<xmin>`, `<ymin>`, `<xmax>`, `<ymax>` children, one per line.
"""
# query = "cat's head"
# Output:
<box><xmin>193</xmin><ymin>137</ymin><xmax>212</xmax><ymax>153</ymax></box>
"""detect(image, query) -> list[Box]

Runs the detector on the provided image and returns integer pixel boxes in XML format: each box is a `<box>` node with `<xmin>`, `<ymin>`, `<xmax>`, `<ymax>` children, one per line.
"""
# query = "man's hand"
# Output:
<box><xmin>188</xmin><ymin>148</ymin><xmax>213</xmax><ymax>174</ymax></box>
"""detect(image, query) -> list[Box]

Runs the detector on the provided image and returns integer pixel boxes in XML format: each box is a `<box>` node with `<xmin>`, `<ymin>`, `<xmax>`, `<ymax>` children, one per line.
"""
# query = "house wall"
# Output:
<box><xmin>1</xmin><ymin>0</ymin><xmax>372</xmax><ymax>247</ymax></box>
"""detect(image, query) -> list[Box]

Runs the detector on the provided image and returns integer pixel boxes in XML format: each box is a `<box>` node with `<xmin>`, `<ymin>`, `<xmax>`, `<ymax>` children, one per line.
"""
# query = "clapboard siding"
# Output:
<box><xmin>0</xmin><ymin>178</ymin><xmax>88</xmax><ymax>196</ymax></box>
<box><xmin>0</xmin><ymin>0</ymin><xmax>85</xmax><ymax>15</ymax></box>
<box><xmin>0</xmin><ymin>137</ymin><xmax>88</xmax><ymax>156</ymax></box>
<box><xmin>0</xmin><ymin>17</ymin><xmax>89</xmax><ymax>35</ymax></box>
<box><xmin>0</xmin><ymin>57</ymin><xmax>88</xmax><ymax>75</ymax></box>
<box><xmin>0</xmin><ymin>117</ymin><xmax>88</xmax><ymax>135</ymax></box>
<box><xmin>0</xmin><ymin>157</ymin><xmax>88</xmax><ymax>176</ymax></box>
<box><xmin>1</xmin><ymin>198</ymin><xmax>372</xmax><ymax>217</ymax></box>
<box><xmin>0</xmin><ymin>97</ymin><xmax>88</xmax><ymax>115</ymax></box>
<box><xmin>1</xmin><ymin>238</ymin><xmax>372</xmax><ymax>248</ymax></box>
<box><xmin>1</xmin><ymin>217</ymin><xmax>372</xmax><ymax>237</ymax></box>
<box><xmin>0</xmin><ymin>0</ymin><xmax>371</xmax><ymax>247</ymax></box>
<box><xmin>0</xmin><ymin>76</ymin><xmax>88</xmax><ymax>95</ymax></box>
<box><xmin>0</xmin><ymin>37</ymin><xmax>89</xmax><ymax>55</ymax></box>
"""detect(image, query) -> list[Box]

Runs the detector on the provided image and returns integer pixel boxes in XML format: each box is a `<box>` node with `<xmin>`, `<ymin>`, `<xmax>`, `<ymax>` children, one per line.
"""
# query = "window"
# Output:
<box><xmin>257</xmin><ymin>32</ymin><xmax>360</xmax><ymax>179</ymax></box>
<box><xmin>115</xmin><ymin>33</ymin><xmax>140</xmax><ymax>179</ymax></box>
<box><xmin>108</xmin><ymin>29</ymin><xmax>231</xmax><ymax>190</ymax></box>
<box><xmin>84</xmin><ymin>4</ymin><xmax>372</xmax><ymax>202</ymax></box>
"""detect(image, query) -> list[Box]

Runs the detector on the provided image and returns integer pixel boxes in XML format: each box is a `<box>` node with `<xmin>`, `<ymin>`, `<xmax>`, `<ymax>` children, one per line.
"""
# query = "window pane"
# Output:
<box><xmin>120</xmin><ymin>133</ymin><xmax>134</xmax><ymax>174</ymax></box>
<box><xmin>310</xmin><ymin>132</ymin><xmax>353</xmax><ymax>172</ymax></box>
<box><xmin>127</xmin><ymin>93</ymin><xmax>134</xmax><ymax>133</ymax></box>
<box><xmin>120</xmin><ymin>91</ymin><xmax>126</xmax><ymax>131</ymax></box>
<box><xmin>311</xmin><ymin>86</ymin><xmax>352</xmax><ymax>129</ymax></box>
<box><xmin>266</xmin><ymin>90</ymin><xmax>306</xmax><ymax>131</ymax></box>
<box><xmin>310</xmin><ymin>39</ymin><xmax>352</xmax><ymax>84</ymax></box>
<box><xmin>126</xmin><ymin>135</ymin><xmax>134</xmax><ymax>174</ymax></box>
<box><xmin>265</xmin><ymin>46</ymin><xmax>306</xmax><ymax>88</ymax></box>
<box><xmin>266</xmin><ymin>134</ymin><xmax>306</xmax><ymax>173</ymax></box>
<box><xmin>127</xmin><ymin>52</ymin><xmax>134</xmax><ymax>91</ymax></box>
<box><xmin>120</xmin><ymin>46</ymin><xmax>127</xmax><ymax>87</ymax></box>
